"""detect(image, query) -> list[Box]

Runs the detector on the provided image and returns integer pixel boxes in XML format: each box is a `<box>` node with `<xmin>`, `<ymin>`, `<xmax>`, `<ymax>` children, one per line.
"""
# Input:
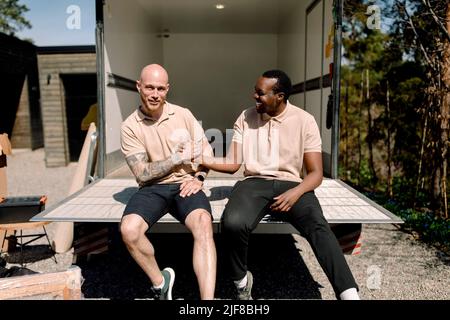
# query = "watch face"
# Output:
<box><xmin>196</xmin><ymin>175</ymin><xmax>205</xmax><ymax>182</ymax></box>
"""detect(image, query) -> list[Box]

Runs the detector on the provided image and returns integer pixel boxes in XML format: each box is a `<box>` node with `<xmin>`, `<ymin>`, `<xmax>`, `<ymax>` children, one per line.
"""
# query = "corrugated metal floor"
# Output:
<box><xmin>32</xmin><ymin>177</ymin><xmax>402</xmax><ymax>225</ymax></box>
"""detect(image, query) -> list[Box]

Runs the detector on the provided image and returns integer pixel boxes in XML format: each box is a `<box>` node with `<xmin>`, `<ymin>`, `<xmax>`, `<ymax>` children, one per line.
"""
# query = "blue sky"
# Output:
<box><xmin>16</xmin><ymin>0</ymin><xmax>96</xmax><ymax>46</ymax></box>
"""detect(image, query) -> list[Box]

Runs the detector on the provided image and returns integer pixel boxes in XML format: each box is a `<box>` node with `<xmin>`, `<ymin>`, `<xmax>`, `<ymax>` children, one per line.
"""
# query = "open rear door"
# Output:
<box><xmin>303</xmin><ymin>0</ymin><xmax>336</xmax><ymax>177</ymax></box>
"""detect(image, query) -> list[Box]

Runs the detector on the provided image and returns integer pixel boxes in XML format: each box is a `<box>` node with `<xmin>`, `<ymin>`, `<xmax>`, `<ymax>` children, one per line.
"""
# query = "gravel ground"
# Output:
<box><xmin>1</xmin><ymin>148</ymin><xmax>449</xmax><ymax>300</ymax></box>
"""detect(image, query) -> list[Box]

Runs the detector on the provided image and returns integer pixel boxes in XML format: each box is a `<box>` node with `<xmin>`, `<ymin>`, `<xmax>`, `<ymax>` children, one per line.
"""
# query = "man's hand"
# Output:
<box><xmin>179</xmin><ymin>178</ymin><xmax>203</xmax><ymax>198</ymax></box>
<box><xmin>192</xmin><ymin>150</ymin><xmax>207</xmax><ymax>165</ymax></box>
<box><xmin>270</xmin><ymin>187</ymin><xmax>303</xmax><ymax>212</ymax></box>
<box><xmin>179</xmin><ymin>141</ymin><xmax>202</xmax><ymax>163</ymax></box>
<box><xmin>271</xmin><ymin>152</ymin><xmax>323</xmax><ymax>212</ymax></box>
<box><xmin>172</xmin><ymin>141</ymin><xmax>202</xmax><ymax>165</ymax></box>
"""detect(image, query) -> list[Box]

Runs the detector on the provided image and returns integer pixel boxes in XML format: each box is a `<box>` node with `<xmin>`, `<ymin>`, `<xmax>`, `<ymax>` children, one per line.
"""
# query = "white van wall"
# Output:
<box><xmin>278</xmin><ymin>0</ymin><xmax>309</xmax><ymax>108</ymax></box>
<box><xmin>304</xmin><ymin>0</ymin><xmax>333</xmax><ymax>156</ymax></box>
<box><xmin>103</xmin><ymin>0</ymin><xmax>163</xmax><ymax>174</ymax></box>
<box><xmin>277</xmin><ymin>0</ymin><xmax>334</xmax><ymax>175</ymax></box>
<box><xmin>163</xmin><ymin>33</ymin><xmax>277</xmax><ymax>133</ymax></box>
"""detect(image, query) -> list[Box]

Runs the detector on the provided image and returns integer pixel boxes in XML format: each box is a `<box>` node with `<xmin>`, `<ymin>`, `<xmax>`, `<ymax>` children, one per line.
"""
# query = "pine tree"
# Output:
<box><xmin>0</xmin><ymin>0</ymin><xmax>31</xmax><ymax>36</ymax></box>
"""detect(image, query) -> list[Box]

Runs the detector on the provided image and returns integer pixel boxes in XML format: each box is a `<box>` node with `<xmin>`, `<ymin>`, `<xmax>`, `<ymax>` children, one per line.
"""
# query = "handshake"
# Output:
<box><xmin>171</xmin><ymin>140</ymin><xmax>203</xmax><ymax>165</ymax></box>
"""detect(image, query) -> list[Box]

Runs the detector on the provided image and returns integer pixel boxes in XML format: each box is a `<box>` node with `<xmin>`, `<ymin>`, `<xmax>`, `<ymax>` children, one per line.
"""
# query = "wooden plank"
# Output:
<box><xmin>0</xmin><ymin>221</ymin><xmax>50</xmax><ymax>230</ymax></box>
<box><xmin>0</xmin><ymin>266</ymin><xmax>82</xmax><ymax>300</ymax></box>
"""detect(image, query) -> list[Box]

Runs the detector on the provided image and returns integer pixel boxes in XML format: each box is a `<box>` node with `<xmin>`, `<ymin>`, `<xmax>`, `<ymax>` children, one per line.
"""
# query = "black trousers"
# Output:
<box><xmin>221</xmin><ymin>178</ymin><xmax>358</xmax><ymax>296</ymax></box>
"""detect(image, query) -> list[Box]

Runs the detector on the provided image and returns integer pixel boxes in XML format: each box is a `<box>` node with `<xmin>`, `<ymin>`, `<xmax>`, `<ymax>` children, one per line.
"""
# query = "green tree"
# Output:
<box><xmin>0</xmin><ymin>0</ymin><xmax>31</xmax><ymax>36</ymax></box>
<box><xmin>342</xmin><ymin>2</ymin><xmax>395</xmax><ymax>189</ymax></box>
<box><xmin>341</xmin><ymin>0</ymin><xmax>449</xmax><ymax>249</ymax></box>
<box><xmin>341</xmin><ymin>0</ymin><xmax>448</xmax><ymax>218</ymax></box>
<box><xmin>393</xmin><ymin>0</ymin><xmax>449</xmax><ymax>218</ymax></box>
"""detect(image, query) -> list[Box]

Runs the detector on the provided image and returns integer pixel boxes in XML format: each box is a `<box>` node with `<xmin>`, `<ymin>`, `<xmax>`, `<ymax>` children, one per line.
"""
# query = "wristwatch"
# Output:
<box><xmin>195</xmin><ymin>174</ymin><xmax>206</xmax><ymax>182</ymax></box>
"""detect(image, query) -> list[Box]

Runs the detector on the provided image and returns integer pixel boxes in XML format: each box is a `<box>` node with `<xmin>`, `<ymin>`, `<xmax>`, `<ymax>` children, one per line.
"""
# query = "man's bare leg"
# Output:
<box><xmin>120</xmin><ymin>214</ymin><xmax>164</xmax><ymax>286</ymax></box>
<box><xmin>185</xmin><ymin>209</ymin><xmax>217</xmax><ymax>300</ymax></box>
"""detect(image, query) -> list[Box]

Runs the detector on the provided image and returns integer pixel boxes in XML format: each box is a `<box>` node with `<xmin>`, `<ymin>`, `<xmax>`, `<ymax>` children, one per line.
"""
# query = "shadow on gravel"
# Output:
<box><xmin>367</xmin><ymin>224</ymin><xmax>450</xmax><ymax>266</ymax></box>
<box><xmin>435</xmin><ymin>251</ymin><xmax>450</xmax><ymax>266</ymax></box>
<box><xmin>2</xmin><ymin>245</ymin><xmax>55</xmax><ymax>265</ymax></box>
<box><xmin>77</xmin><ymin>231</ymin><xmax>322</xmax><ymax>300</ymax></box>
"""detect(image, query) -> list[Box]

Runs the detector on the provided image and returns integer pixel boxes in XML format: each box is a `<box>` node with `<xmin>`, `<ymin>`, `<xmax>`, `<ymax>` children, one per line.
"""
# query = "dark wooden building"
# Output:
<box><xmin>0</xmin><ymin>32</ymin><xmax>43</xmax><ymax>150</ymax></box>
<box><xmin>37</xmin><ymin>46</ymin><xmax>97</xmax><ymax>167</ymax></box>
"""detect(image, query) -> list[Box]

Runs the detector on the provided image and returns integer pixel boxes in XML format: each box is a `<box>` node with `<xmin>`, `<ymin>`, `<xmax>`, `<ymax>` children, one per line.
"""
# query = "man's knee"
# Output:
<box><xmin>187</xmin><ymin>209</ymin><xmax>213</xmax><ymax>239</ymax></box>
<box><xmin>120</xmin><ymin>214</ymin><xmax>146</xmax><ymax>244</ymax></box>
<box><xmin>292</xmin><ymin>205</ymin><xmax>329</xmax><ymax>236</ymax></box>
<box><xmin>222</xmin><ymin>208</ymin><xmax>248</xmax><ymax>235</ymax></box>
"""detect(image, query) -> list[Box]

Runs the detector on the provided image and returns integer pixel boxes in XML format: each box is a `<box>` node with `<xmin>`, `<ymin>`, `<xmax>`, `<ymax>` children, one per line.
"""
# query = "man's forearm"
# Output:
<box><xmin>297</xmin><ymin>152</ymin><xmax>323</xmax><ymax>196</ymax></box>
<box><xmin>201</xmin><ymin>156</ymin><xmax>241</xmax><ymax>174</ymax></box>
<box><xmin>198</xmin><ymin>140</ymin><xmax>242</xmax><ymax>174</ymax></box>
<box><xmin>294</xmin><ymin>170</ymin><xmax>323</xmax><ymax>197</ymax></box>
<box><xmin>126</xmin><ymin>152</ymin><xmax>178</xmax><ymax>184</ymax></box>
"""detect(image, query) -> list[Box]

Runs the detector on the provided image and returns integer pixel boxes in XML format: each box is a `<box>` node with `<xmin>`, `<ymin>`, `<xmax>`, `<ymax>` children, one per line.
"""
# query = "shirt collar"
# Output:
<box><xmin>135</xmin><ymin>102</ymin><xmax>175</xmax><ymax>123</ymax></box>
<box><xmin>260</xmin><ymin>101</ymin><xmax>291</xmax><ymax>123</ymax></box>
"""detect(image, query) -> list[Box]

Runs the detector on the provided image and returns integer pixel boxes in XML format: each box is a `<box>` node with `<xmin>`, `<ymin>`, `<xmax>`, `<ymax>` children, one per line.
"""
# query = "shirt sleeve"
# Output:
<box><xmin>304</xmin><ymin>115</ymin><xmax>322</xmax><ymax>153</ymax></box>
<box><xmin>231</xmin><ymin>111</ymin><xmax>244</xmax><ymax>145</ymax></box>
<box><xmin>121</xmin><ymin>123</ymin><xmax>146</xmax><ymax>158</ymax></box>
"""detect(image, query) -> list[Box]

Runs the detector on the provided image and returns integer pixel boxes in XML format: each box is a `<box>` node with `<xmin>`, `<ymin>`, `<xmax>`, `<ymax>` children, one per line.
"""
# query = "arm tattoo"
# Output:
<box><xmin>126</xmin><ymin>152</ymin><xmax>175</xmax><ymax>185</ymax></box>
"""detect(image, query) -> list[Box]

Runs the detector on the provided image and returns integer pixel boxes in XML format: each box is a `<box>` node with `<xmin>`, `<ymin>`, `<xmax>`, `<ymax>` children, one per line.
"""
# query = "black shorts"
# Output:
<box><xmin>123</xmin><ymin>184</ymin><xmax>212</xmax><ymax>227</ymax></box>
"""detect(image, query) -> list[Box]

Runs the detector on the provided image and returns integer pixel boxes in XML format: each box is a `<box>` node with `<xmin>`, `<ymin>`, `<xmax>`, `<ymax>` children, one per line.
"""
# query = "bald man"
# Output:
<box><xmin>120</xmin><ymin>64</ymin><xmax>217</xmax><ymax>300</ymax></box>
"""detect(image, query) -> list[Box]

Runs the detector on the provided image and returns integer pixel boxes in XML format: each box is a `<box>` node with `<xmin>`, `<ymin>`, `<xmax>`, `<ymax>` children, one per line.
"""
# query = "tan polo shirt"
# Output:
<box><xmin>121</xmin><ymin>102</ymin><xmax>213</xmax><ymax>185</ymax></box>
<box><xmin>232</xmin><ymin>101</ymin><xmax>322</xmax><ymax>182</ymax></box>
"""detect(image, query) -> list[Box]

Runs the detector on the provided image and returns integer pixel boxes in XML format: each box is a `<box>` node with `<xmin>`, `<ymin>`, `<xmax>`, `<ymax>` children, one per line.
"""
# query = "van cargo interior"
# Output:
<box><xmin>102</xmin><ymin>0</ymin><xmax>335</xmax><ymax>176</ymax></box>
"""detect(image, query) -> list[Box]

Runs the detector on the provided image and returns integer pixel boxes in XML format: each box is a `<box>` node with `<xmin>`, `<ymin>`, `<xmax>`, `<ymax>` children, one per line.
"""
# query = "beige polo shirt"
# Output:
<box><xmin>121</xmin><ymin>102</ymin><xmax>213</xmax><ymax>185</ymax></box>
<box><xmin>232</xmin><ymin>101</ymin><xmax>322</xmax><ymax>182</ymax></box>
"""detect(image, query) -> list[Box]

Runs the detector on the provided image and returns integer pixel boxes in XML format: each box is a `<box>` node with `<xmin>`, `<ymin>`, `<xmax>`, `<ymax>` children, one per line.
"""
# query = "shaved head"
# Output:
<box><xmin>140</xmin><ymin>64</ymin><xmax>169</xmax><ymax>84</ymax></box>
<box><xmin>137</xmin><ymin>64</ymin><xmax>170</xmax><ymax>117</ymax></box>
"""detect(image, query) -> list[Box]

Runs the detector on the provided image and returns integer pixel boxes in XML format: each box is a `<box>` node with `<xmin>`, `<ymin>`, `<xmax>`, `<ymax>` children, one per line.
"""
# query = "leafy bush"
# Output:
<box><xmin>342</xmin><ymin>179</ymin><xmax>449</xmax><ymax>252</ymax></box>
<box><xmin>371</xmin><ymin>193</ymin><xmax>450</xmax><ymax>250</ymax></box>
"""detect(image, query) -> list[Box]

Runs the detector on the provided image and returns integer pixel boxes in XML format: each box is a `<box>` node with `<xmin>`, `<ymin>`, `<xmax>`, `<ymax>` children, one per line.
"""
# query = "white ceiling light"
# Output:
<box><xmin>215</xmin><ymin>4</ymin><xmax>225</xmax><ymax>10</ymax></box>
